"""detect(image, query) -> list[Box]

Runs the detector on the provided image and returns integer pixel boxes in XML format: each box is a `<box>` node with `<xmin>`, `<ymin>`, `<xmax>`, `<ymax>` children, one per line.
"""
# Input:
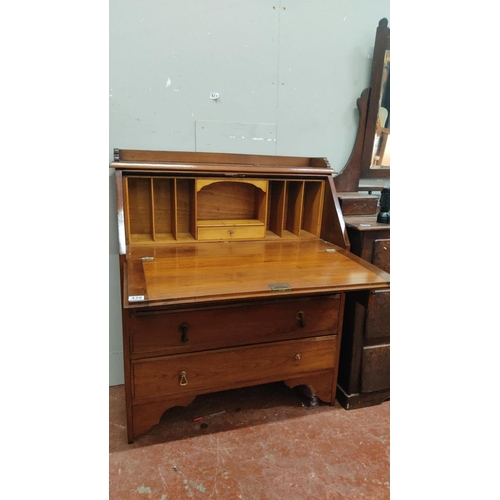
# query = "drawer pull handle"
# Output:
<box><xmin>295</xmin><ymin>354</ymin><xmax>301</xmax><ymax>360</ymax></box>
<box><xmin>297</xmin><ymin>311</ymin><xmax>306</xmax><ymax>327</ymax></box>
<box><xmin>179</xmin><ymin>370</ymin><xmax>188</xmax><ymax>386</ymax></box>
<box><xmin>179</xmin><ymin>322</ymin><xmax>189</xmax><ymax>343</ymax></box>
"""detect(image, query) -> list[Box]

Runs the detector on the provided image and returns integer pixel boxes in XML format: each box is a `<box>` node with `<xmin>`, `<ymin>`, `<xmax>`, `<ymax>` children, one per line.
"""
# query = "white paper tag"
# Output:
<box><xmin>128</xmin><ymin>295</ymin><xmax>145</xmax><ymax>302</ymax></box>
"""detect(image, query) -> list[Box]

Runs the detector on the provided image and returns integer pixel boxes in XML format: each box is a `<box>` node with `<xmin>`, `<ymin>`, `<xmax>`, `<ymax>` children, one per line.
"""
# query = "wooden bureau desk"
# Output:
<box><xmin>111</xmin><ymin>149</ymin><xmax>390</xmax><ymax>443</ymax></box>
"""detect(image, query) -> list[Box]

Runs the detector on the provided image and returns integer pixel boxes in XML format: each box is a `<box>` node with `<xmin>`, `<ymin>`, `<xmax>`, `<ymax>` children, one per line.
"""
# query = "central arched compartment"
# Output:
<box><xmin>196</xmin><ymin>179</ymin><xmax>268</xmax><ymax>240</ymax></box>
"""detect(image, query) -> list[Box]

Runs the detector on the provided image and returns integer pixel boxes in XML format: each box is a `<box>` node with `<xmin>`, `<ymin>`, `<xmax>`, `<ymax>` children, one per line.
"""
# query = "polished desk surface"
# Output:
<box><xmin>123</xmin><ymin>239</ymin><xmax>390</xmax><ymax>308</ymax></box>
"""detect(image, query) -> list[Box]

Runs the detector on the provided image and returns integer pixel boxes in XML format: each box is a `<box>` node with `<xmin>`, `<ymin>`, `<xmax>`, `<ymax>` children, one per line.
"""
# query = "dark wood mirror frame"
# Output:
<box><xmin>361</xmin><ymin>18</ymin><xmax>390</xmax><ymax>179</ymax></box>
<box><xmin>334</xmin><ymin>18</ymin><xmax>390</xmax><ymax>192</ymax></box>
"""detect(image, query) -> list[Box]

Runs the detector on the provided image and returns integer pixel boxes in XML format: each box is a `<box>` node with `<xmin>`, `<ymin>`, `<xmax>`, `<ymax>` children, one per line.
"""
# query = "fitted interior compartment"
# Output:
<box><xmin>196</xmin><ymin>179</ymin><xmax>267</xmax><ymax>240</ymax></box>
<box><xmin>124</xmin><ymin>175</ymin><xmax>325</xmax><ymax>244</ymax></box>
<box><xmin>125</xmin><ymin>176</ymin><xmax>195</xmax><ymax>243</ymax></box>
<box><xmin>268</xmin><ymin>180</ymin><xmax>324</xmax><ymax>238</ymax></box>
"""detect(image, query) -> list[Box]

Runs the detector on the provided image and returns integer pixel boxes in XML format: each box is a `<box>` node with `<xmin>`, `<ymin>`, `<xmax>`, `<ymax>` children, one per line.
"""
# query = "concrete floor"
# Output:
<box><xmin>109</xmin><ymin>382</ymin><xmax>390</xmax><ymax>499</ymax></box>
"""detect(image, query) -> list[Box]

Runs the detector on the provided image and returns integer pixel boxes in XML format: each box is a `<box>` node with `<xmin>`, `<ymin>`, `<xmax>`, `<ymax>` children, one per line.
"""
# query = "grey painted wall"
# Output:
<box><xmin>109</xmin><ymin>0</ymin><xmax>390</xmax><ymax>385</ymax></box>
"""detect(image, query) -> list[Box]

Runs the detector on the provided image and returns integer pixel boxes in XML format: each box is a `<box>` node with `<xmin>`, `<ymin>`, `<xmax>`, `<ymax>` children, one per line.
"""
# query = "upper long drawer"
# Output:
<box><xmin>128</xmin><ymin>294</ymin><xmax>341</xmax><ymax>357</ymax></box>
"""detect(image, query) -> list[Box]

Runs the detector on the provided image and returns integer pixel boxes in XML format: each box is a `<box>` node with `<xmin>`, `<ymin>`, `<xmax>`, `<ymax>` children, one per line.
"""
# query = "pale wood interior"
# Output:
<box><xmin>197</xmin><ymin>181</ymin><xmax>266</xmax><ymax>223</ymax></box>
<box><xmin>124</xmin><ymin>175</ymin><xmax>326</xmax><ymax>244</ymax></box>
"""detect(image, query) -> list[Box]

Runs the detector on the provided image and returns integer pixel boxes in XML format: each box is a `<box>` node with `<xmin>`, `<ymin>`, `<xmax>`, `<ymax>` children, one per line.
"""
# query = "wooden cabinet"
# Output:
<box><xmin>111</xmin><ymin>150</ymin><xmax>390</xmax><ymax>442</ymax></box>
<box><xmin>336</xmin><ymin>211</ymin><xmax>390</xmax><ymax>409</ymax></box>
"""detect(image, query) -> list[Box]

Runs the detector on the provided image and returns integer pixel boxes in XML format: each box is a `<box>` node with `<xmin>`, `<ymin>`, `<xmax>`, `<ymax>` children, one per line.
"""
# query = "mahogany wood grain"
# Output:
<box><xmin>132</xmin><ymin>336</ymin><xmax>336</xmax><ymax>401</ymax></box>
<box><xmin>124</xmin><ymin>239</ymin><xmax>389</xmax><ymax>309</ymax></box>
<box><xmin>320</xmin><ymin>176</ymin><xmax>350</xmax><ymax>249</ymax></box>
<box><xmin>111</xmin><ymin>163</ymin><xmax>335</xmax><ymax>177</ymax></box>
<box><xmin>335</xmin><ymin>19</ymin><xmax>391</xmax><ymax>192</ymax></box>
<box><xmin>128</xmin><ymin>295</ymin><xmax>341</xmax><ymax>358</ymax></box>
<box><xmin>361</xmin><ymin>19</ymin><xmax>390</xmax><ymax>179</ymax></box>
<box><xmin>113</xmin><ymin>150</ymin><xmax>390</xmax><ymax>442</ymax></box>
<box><xmin>131</xmin><ymin>396</ymin><xmax>196</xmax><ymax>441</ymax></box>
<box><xmin>114</xmin><ymin>149</ymin><xmax>334</xmax><ymax>170</ymax></box>
<box><xmin>333</xmin><ymin>89</ymin><xmax>369</xmax><ymax>193</ymax></box>
<box><xmin>119</xmin><ymin>254</ymin><xmax>135</xmax><ymax>444</ymax></box>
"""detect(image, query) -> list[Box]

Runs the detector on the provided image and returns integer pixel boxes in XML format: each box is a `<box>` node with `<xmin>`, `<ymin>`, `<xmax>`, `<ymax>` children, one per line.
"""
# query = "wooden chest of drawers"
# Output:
<box><xmin>336</xmin><ymin>215</ymin><xmax>390</xmax><ymax>409</ymax></box>
<box><xmin>338</xmin><ymin>192</ymin><xmax>379</xmax><ymax>216</ymax></box>
<box><xmin>111</xmin><ymin>150</ymin><xmax>390</xmax><ymax>442</ymax></box>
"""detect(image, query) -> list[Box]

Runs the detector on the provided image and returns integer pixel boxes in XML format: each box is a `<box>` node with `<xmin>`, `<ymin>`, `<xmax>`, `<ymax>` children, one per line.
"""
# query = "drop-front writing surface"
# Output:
<box><xmin>111</xmin><ymin>150</ymin><xmax>390</xmax><ymax>443</ymax></box>
<box><xmin>124</xmin><ymin>239</ymin><xmax>388</xmax><ymax>307</ymax></box>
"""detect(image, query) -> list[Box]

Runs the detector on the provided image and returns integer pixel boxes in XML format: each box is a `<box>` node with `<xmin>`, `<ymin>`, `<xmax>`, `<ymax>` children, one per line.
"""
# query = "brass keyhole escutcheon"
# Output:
<box><xmin>179</xmin><ymin>370</ymin><xmax>188</xmax><ymax>386</ymax></box>
<box><xmin>179</xmin><ymin>322</ymin><xmax>189</xmax><ymax>343</ymax></box>
<box><xmin>297</xmin><ymin>311</ymin><xmax>306</xmax><ymax>327</ymax></box>
<box><xmin>295</xmin><ymin>354</ymin><xmax>301</xmax><ymax>360</ymax></box>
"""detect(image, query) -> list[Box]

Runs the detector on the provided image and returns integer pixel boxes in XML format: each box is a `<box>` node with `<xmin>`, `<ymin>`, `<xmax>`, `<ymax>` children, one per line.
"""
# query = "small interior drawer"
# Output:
<box><xmin>132</xmin><ymin>336</ymin><xmax>336</xmax><ymax>400</ymax></box>
<box><xmin>197</xmin><ymin>223</ymin><xmax>266</xmax><ymax>241</ymax></box>
<box><xmin>130</xmin><ymin>294</ymin><xmax>341</xmax><ymax>356</ymax></box>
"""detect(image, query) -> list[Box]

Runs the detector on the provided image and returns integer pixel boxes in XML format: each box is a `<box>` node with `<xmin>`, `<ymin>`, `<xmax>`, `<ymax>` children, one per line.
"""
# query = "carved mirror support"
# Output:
<box><xmin>335</xmin><ymin>18</ymin><xmax>390</xmax><ymax>193</ymax></box>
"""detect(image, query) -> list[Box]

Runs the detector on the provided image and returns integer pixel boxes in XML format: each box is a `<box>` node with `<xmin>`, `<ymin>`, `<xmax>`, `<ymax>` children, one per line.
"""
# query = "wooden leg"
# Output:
<box><xmin>130</xmin><ymin>396</ymin><xmax>196</xmax><ymax>443</ymax></box>
<box><xmin>283</xmin><ymin>372</ymin><xmax>334</xmax><ymax>405</ymax></box>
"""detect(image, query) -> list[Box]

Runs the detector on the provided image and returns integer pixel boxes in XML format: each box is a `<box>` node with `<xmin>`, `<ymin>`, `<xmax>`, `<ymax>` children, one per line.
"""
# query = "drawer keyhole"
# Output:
<box><xmin>179</xmin><ymin>370</ymin><xmax>188</xmax><ymax>386</ymax></box>
<box><xmin>179</xmin><ymin>322</ymin><xmax>189</xmax><ymax>343</ymax></box>
<box><xmin>297</xmin><ymin>311</ymin><xmax>306</xmax><ymax>328</ymax></box>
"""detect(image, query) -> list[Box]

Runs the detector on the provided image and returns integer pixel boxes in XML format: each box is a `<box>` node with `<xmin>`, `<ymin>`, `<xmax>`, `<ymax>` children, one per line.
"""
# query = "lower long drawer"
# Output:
<box><xmin>132</xmin><ymin>336</ymin><xmax>336</xmax><ymax>400</ymax></box>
